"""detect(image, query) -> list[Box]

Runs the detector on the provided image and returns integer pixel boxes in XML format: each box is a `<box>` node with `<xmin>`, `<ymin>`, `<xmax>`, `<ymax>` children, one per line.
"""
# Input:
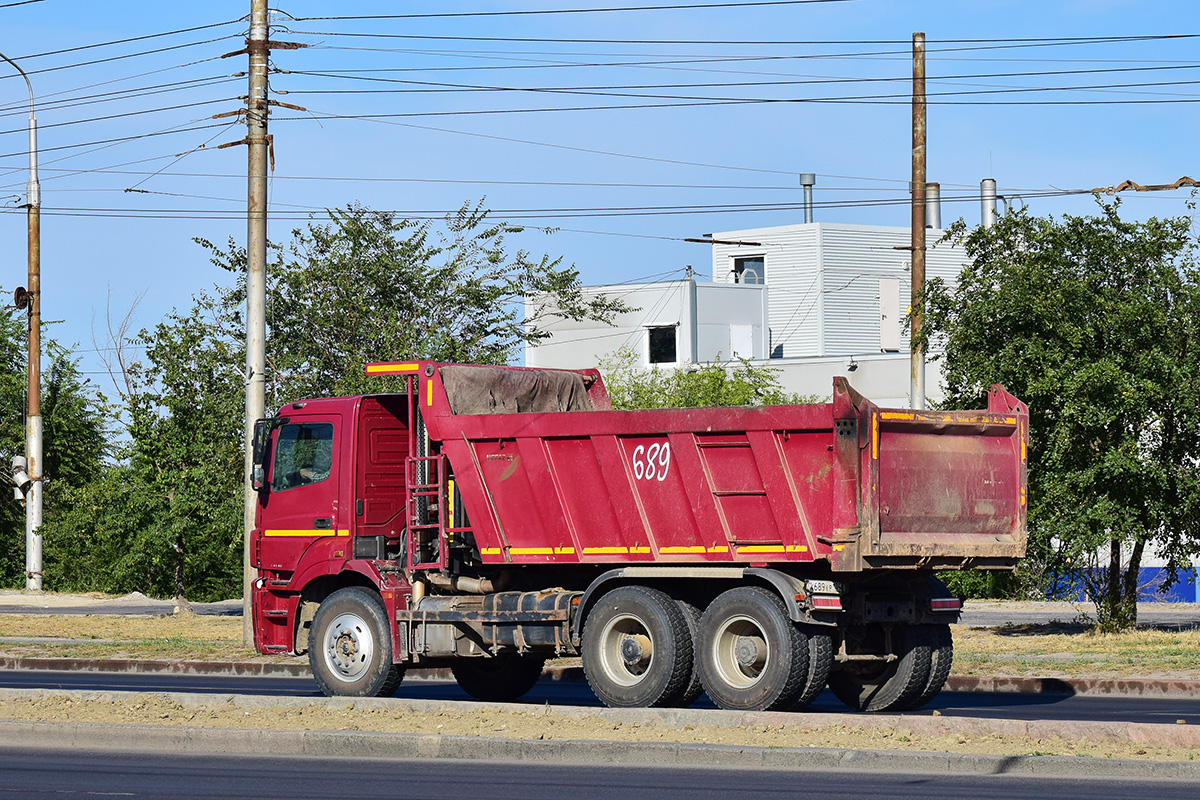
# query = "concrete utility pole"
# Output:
<box><xmin>909</xmin><ymin>32</ymin><xmax>927</xmax><ymax>411</ymax></box>
<box><xmin>1</xmin><ymin>51</ymin><xmax>42</xmax><ymax>591</ymax></box>
<box><xmin>242</xmin><ymin>0</ymin><xmax>270</xmax><ymax>642</ymax></box>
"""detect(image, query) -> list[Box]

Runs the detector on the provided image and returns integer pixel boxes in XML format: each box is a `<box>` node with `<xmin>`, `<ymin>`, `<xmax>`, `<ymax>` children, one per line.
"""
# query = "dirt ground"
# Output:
<box><xmin>0</xmin><ymin>692</ymin><xmax>1193</xmax><ymax>763</ymax></box>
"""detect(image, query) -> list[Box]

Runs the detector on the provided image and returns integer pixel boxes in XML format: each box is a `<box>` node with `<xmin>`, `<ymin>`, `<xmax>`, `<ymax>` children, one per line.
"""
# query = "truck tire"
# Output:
<box><xmin>828</xmin><ymin>622</ymin><xmax>932</xmax><ymax>712</ymax></box>
<box><xmin>697</xmin><ymin>586</ymin><xmax>809</xmax><ymax>711</ymax></box>
<box><xmin>451</xmin><ymin>654</ymin><xmax>546</xmax><ymax>702</ymax></box>
<box><xmin>309</xmin><ymin>587</ymin><xmax>404</xmax><ymax>698</ymax></box>
<box><xmin>791</xmin><ymin>626</ymin><xmax>834</xmax><ymax>711</ymax></box>
<box><xmin>672</xmin><ymin>599</ymin><xmax>704</xmax><ymax>708</ymax></box>
<box><xmin>901</xmin><ymin>623</ymin><xmax>953</xmax><ymax>711</ymax></box>
<box><xmin>582</xmin><ymin>585</ymin><xmax>695</xmax><ymax>708</ymax></box>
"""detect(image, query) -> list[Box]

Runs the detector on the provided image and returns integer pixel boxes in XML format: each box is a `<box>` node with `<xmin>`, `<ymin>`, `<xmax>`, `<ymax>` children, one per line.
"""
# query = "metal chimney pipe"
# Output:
<box><xmin>799</xmin><ymin>172</ymin><xmax>816</xmax><ymax>223</ymax></box>
<box><xmin>981</xmin><ymin>178</ymin><xmax>997</xmax><ymax>228</ymax></box>
<box><xmin>926</xmin><ymin>182</ymin><xmax>941</xmax><ymax>229</ymax></box>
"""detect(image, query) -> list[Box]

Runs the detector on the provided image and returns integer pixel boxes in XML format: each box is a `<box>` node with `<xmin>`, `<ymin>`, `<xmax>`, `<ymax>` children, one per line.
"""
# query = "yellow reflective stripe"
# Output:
<box><xmin>736</xmin><ymin>545</ymin><xmax>784</xmax><ymax>554</ymax></box>
<box><xmin>630</xmin><ymin>546</ymin><xmax>651</xmax><ymax>554</ymax></box>
<box><xmin>509</xmin><ymin>547</ymin><xmax>554</xmax><ymax>555</ymax></box>
<box><xmin>660</xmin><ymin>546</ymin><xmax>706</xmax><ymax>554</ymax></box>
<box><xmin>707</xmin><ymin>545</ymin><xmax>729</xmax><ymax>553</ymax></box>
<box><xmin>786</xmin><ymin>545</ymin><xmax>809</xmax><ymax>553</ymax></box>
<box><xmin>880</xmin><ymin>411</ymin><xmax>915</xmax><ymax>421</ymax></box>
<box><xmin>582</xmin><ymin>546</ymin><xmax>628</xmax><ymax>555</ymax></box>
<box><xmin>426</xmin><ymin>379</ymin><xmax>433</xmax><ymax>406</ymax></box>
<box><xmin>1005</xmin><ymin>417</ymin><xmax>1017</xmax><ymax>425</ymax></box>
<box><xmin>554</xmin><ymin>546</ymin><xmax>575</xmax><ymax>555</ymax></box>
<box><xmin>366</xmin><ymin>362</ymin><xmax>419</xmax><ymax>374</ymax></box>
<box><xmin>262</xmin><ymin>529</ymin><xmax>348</xmax><ymax>537</ymax></box>
<box><xmin>872</xmin><ymin>413</ymin><xmax>879</xmax><ymax>460</ymax></box>
<box><xmin>480</xmin><ymin>547</ymin><xmax>502</xmax><ymax>556</ymax></box>
<box><xmin>448</xmin><ymin>479</ymin><xmax>456</xmax><ymax>529</ymax></box>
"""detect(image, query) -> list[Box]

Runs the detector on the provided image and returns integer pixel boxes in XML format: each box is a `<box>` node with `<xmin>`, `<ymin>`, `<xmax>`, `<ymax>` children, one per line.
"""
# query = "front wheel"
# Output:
<box><xmin>308</xmin><ymin>587</ymin><xmax>404</xmax><ymax>698</ymax></box>
<box><xmin>451</xmin><ymin>654</ymin><xmax>546</xmax><ymax>702</ymax></box>
<box><xmin>697</xmin><ymin>587</ymin><xmax>809</xmax><ymax>711</ymax></box>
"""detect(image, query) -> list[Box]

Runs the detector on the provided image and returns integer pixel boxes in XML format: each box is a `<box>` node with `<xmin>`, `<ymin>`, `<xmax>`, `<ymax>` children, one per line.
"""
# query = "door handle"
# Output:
<box><xmin>314</xmin><ymin>517</ymin><xmax>333</xmax><ymax>530</ymax></box>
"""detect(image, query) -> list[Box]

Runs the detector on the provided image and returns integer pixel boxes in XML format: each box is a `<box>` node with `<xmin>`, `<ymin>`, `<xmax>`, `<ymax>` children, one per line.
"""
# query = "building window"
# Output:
<box><xmin>648</xmin><ymin>326</ymin><xmax>677</xmax><ymax>364</ymax></box>
<box><xmin>732</xmin><ymin>255</ymin><xmax>765</xmax><ymax>285</ymax></box>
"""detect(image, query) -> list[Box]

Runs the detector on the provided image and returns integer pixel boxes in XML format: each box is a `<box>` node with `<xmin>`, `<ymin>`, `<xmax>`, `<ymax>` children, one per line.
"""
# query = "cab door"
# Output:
<box><xmin>256</xmin><ymin>415</ymin><xmax>345</xmax><ymax>572</ymax></box>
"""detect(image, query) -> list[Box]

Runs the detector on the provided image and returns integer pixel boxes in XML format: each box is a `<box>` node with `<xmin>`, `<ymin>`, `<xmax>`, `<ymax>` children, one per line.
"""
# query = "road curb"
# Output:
<box><xmin>5</xmin><ymin>657</ymin><xmax>1200</xmax><ymax>698</ymax></box>
<box><xmin>0</xmin><ymin>717</ymin><xmax>1196</xmax><ymax>779</ymax></box>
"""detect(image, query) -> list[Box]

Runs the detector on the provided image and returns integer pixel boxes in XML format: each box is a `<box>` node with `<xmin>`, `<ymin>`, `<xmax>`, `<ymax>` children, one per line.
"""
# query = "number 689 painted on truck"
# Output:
<box><xmin>251</xmin><ymin>361</ymin><xmax>1026</xmax><ymax>713</ymax></box>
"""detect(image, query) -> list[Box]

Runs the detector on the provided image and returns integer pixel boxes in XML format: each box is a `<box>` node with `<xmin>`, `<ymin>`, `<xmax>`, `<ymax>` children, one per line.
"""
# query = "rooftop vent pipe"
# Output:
<box><xmin>981</xmin><ymin>178</ymin><xmax>997</xmax><ymax>228</ymax></box>
<box><xmin>926</xmin><ymin>182</ymin><xmax>941</xmax><ymax>229</ymax></box>
<box><xmin>799</xmin><ymin>172</ymin><xmax>816</xmax><ymax>223</ymax></box>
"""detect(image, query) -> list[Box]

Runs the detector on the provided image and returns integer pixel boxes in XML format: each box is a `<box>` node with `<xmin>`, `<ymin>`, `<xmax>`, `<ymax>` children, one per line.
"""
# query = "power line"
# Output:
<box><xmin>287</xmin><ymin>1</ymin><xmax>860</xmax><ymax>22</ymax></box>
<box><xmin>0</xmin><ymin>75</ymin><xmax>239</xmax><ymax>120</ymax></box>
<box><xmin>4</xmin><ymin>33</ymin><xmax>242</xmax><ymax>80</ymax></box>
<box><xmin>12</xmin><ymin>18</ymin><xmax>243</xmax><ymax>61</ymax></box>
<box><xmin>0</xmin><ymin>188</ymin><xmax>1100</xmax><ymax>221</ymax></box>
<box><xmin>285</xmin><ymin>61</ymin><xmax>1200</xmax><ymax>93</ymax></box>
<box><xmin>292</xmin><ymin>31</ymin><xmax>1200</xmax><ymax>49</ymax></box>
<box><xmin>0</xmin><ymin>122</ymin><xmax>231</xmax><ymax>161</ymax></box>
<box><xmin>0</xmin><ymin>97</ymin><xmax>239</xmax><ymax>139</ymax></box>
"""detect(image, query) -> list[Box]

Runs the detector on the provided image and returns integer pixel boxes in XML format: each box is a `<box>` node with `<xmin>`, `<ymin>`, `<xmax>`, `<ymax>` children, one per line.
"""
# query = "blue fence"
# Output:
<box><xmin>1051</xmin><ymin>568</ymin><xmax>1199</xmax><ymax>603</ymax></box>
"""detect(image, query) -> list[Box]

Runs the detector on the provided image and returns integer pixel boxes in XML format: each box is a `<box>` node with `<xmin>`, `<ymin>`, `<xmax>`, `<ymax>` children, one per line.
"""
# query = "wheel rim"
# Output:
<box><xmin>322</xmin><ymin>611</ymin><xmax>375</xmax><ymax>683</ymax></box>
<box><xmin>711</xmin><ymin>614</ymin><xmax>769</xmax><ymax>690</ymax></box>
<box><xmin>597</xmin><ymin>613</ymin><xmax>655</xmax><ymax>688</ymax></box>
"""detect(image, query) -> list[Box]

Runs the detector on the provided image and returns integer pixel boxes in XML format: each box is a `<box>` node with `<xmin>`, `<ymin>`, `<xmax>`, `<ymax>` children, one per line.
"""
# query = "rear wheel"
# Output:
<box><xmin>309</xmin><ymin>588</ymin><xmax>404</xmax><ymax>698</ymax></box>
<box><xmin>451</xmin><ymin>653</ymin><xmax>546</xmax><ymax>702</ymax></box>
<box><xmin>902</xmin><ymin>623</ymin><xmax>953</xmax><ymax>711</ymax></box>
<box><xmin>828</xmin><ymin>623</ymin><xmax>932</xmax><ymax>712</ymax></box>
<box><xmin>671</xmin><ymin>598</ymin><xmax>704</xmax><ymax>708</ymax></box>
<box><xmin>582</xmin><ymin>585</ymin><xmax>695</xmax><ymax>708</ymax></box>
<box><xmin>791</xmin><ymin>626</ymin><xmax>834</xmax><ymax>711</ymax></box>
<box><xmin>697</xmin><ymin>587</ymin><xmax>809</xmax><ymax>711</ymax></box>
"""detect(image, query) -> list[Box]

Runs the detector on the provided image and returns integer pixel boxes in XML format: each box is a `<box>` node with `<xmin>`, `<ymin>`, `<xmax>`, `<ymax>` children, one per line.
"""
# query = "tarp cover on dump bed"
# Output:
<box><xmin>439</xmin><ymin>365</ymin><xmax>594</xmax><ymax>415</ymax></box>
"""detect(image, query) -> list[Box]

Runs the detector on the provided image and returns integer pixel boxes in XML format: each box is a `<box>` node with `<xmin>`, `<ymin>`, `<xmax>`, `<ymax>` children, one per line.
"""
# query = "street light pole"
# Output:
<box><xmin>0</xmin><ymin>50</ymin><xmax>42</xmax><ymax>591</ymax></box>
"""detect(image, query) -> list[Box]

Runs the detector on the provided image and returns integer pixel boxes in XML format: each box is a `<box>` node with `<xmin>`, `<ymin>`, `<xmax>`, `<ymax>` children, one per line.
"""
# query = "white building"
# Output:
<box><xmin>526</xmin><ymin>279</ymin><xmax>770</xmax><ymax>370</ymax></box>
<box><xmin>527</xmin><ymin>221</ymin><xmax>970</xmax><ymax>407</ymax></box>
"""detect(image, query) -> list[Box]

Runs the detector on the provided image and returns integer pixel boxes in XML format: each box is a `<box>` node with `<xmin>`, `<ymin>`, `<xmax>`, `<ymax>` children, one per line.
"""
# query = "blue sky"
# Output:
<box><xmin>1</xmin><ymin>0</ymin><xmax>1198</xmax><ymax>397</ymax></box>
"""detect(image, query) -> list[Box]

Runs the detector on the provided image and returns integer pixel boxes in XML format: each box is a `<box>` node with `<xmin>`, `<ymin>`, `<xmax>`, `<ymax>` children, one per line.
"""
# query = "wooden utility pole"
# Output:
<box><xmin>910</xmin><ymin>32</ymin><xmax>927</xmax><ymax>411</ymax></box>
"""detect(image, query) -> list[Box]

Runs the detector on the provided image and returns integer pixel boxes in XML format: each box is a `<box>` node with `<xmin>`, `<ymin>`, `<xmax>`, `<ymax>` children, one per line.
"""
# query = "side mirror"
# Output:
<box><xmin>252</xmin><ymin>419</ymin><xmax>271</xmax><ymax>491</ymax></box>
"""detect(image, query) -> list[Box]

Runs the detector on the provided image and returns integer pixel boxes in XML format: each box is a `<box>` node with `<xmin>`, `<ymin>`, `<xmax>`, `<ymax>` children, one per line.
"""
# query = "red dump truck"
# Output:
<box><xmin>250</xmin><ymin>361</ymin><xmax>1027</xmax><ymax>713</ymax></box>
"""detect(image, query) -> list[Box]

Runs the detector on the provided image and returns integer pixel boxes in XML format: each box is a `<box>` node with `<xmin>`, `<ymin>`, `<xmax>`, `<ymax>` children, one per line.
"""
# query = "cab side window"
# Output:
<box><xmin>272</xmin><ymin>423</ymin><xmax>334</xmax><ymax>491</ymax></box>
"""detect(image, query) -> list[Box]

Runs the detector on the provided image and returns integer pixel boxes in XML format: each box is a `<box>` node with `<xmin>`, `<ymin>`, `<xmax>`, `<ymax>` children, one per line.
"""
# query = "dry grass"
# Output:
<box><xmin>953</xmin><ymin>624</ymin><xmax>1200</xmax><ymax>679</ymax></box>
<box><xmin>2</xmin><ymin>613</ymin><xmax>1200</xmax><ymax>679</ymax></box>
<box><xmin>0</xmin><ymin>614</ymin><xmax>268</xmax><ymax>662</ymax></box>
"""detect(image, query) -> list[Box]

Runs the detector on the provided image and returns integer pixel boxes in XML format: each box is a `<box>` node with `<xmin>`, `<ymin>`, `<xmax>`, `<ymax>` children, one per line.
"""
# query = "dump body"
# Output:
<box><xmin>389</xmin><ymin>362</ymin><xmax>1027</xmax><ymax>574</ymax></box>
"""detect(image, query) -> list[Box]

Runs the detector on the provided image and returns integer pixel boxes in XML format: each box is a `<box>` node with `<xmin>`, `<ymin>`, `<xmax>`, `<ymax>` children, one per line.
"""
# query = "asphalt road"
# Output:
<box><xmin>0</xmin><ymin>747</ymin><xmax>1197</xmax><ymax>800</ymax></box>
<box><xmin>4</xmin><ymin>668</ymin><xmax>1199</xmax><ymax>725</ymax></box>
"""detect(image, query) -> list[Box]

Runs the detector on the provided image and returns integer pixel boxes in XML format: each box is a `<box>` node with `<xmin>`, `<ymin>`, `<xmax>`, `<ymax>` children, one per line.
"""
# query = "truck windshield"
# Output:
<box><xmin>271</xmin><ymin>422</ymin><xmax>334</xmax><ymax>492</ymax></box>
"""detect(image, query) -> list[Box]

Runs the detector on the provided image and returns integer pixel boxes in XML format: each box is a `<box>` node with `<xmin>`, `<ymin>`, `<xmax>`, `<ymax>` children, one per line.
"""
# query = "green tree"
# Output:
<box><xmin>0</xmin><ymin>307</ymin><xmax>110</xmax><ymax>589</ymax></box>
<box><xmin>200</xmin><ymin>202</ymin><xmax>625</xmax><ymax>401</ymax></box>
<box><xmin>49</xmin><ymin>203</ymin><xmax>624</xmax><ymax>601</ymax></box>
<box><xmin>599</xmin><ymin>346</ymin><xmax>814</xmax><ymax>410</ymax></box>
<box><xmin>922</xmin><ymin>202</ymin><xmax>1200</xmax><ymax>630</ymax></box>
